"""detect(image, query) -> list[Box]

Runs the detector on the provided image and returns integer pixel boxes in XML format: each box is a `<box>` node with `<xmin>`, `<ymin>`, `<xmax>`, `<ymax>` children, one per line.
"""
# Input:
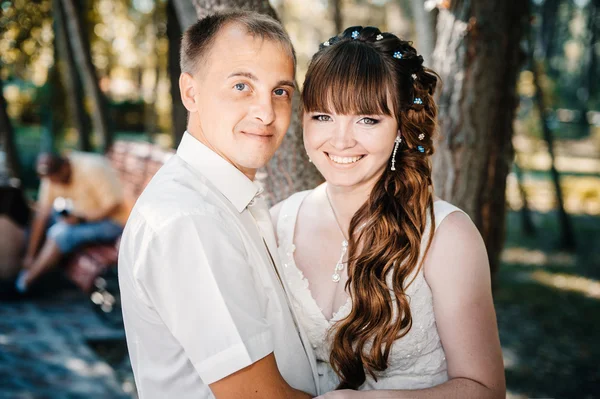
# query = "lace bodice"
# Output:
<box><xmin>277</xmin><ymin>190</ymin><xmax>465</xmax><ymax>392</ymax></box>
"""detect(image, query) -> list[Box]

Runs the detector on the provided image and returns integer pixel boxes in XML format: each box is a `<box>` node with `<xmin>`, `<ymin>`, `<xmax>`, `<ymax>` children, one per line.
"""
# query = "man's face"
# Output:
<box><xmin>182</xmin><ymin>24</ymin><xmax>295</xmax><ymax>179</ymax></box>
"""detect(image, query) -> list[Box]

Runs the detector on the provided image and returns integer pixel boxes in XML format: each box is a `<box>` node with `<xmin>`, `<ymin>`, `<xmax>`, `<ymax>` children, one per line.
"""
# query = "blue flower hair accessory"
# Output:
<box><xmin>352</xmin><ymin>31</ymin><xmax>359</xmax><ymax>39</ymax></box>
<box><xmin>393</xmin><ymin>51</ymin><xmax>403</xmax><ymax>59</ymax></box>
<box><xmin>413</xmin><ymin>97</ymin><xmax>423</xmax><ymax>105</ymax></box>
<box><xmin>323</xmin><ymin>40</ymin><xmax>330</xmax><ymax>47</ymax></box>
<box><xmin>417</xmin><ymin>145</ymin><xmax>425</xmax><ymax>153</ymax></box>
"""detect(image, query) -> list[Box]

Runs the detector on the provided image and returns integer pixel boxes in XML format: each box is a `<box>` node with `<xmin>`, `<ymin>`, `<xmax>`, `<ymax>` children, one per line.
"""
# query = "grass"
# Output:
<box><xmin>496</xmin><ymin>211</ymin><xmax>600</xmax><ymax>398</ymax></box>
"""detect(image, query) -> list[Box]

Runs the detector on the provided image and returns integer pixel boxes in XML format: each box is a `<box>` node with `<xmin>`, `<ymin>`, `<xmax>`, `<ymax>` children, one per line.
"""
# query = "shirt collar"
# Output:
<box><xmin>176</xmin><ymin>131</ymin><xmax>260</xmax><ymax>213</ymax></box>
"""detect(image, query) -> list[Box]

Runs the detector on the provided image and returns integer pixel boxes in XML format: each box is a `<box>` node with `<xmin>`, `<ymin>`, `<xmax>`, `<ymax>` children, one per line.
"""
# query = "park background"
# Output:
<box><xmin>0</xmin><ymin>0</ymin><xmax>599</xmax><ymax>398</ymax></box>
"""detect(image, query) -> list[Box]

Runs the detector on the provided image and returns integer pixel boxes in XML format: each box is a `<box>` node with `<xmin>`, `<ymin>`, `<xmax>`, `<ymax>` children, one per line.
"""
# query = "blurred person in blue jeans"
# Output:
<box><xmin>16</xmin><ymin>152</ymin><xmax>128</xmax><ymax>292</ymax></box>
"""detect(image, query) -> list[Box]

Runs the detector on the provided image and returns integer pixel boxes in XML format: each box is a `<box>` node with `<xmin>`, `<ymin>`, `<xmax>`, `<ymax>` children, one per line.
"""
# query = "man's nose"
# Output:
<box><xmin>250</xmin><ymin>95</ymin><xmax>275</xmax><ymax>125</ymax></box>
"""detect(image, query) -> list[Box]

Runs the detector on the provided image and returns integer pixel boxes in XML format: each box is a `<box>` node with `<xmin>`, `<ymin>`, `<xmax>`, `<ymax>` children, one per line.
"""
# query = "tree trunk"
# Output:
<box><xmin>61</xmin><ymin>0</ymin><xmax>112</xmax><ymax>152</ymax></box>
<box><xmin>539</xmin><ymin>0</ymin><xmax>560</xmax><ymax>72</ymax></box>
<box><xmin>53</xmin><ymin>0</ymin><xmax>92</xmax><ymax>151</ymax></box>
<box><xmin>579</xmin><ymin>0</ymin><xmax>598</xmax><ymax>133</ymax></box>
<box><xmin>0</xmin><ymin>78</ymin><xmax>21</xmax><ymax>180</ymax></box>
<box><xmin>172</xmin><ymin>0</ymin><xmax>322</xmax><ymax>204</ymax></box>
<box><xmin>431</xmin><ymin>1</ymin><xmax>529</xmax><ymax>278</ymax></box>
<box><xmin>513</xmin><ymin>158</ymin><xmax>535</xmax><ymax>236</ymax></box>
<box><xmin>530</xmin><ymin>53</ymin><xmax>575</xmax><ymax>250</ymax></box>
<box><xmin>588</xmin><ymin>0</ymin><xmax>599</xmax><ymax>104</ymax></box>
<box><xmin>332</xmin><ymin>0</ymin><xmax>343</xmax><ymax>34</ymax></box>
<box><xmin>167</xmin><ymin>0</ymin><xmax>188</xmax><ymax>147</ymax></box>
<box><xmin>409</xmin><ymin>0</ymin><xmax>438</xmax><ymax>65</ymax></box>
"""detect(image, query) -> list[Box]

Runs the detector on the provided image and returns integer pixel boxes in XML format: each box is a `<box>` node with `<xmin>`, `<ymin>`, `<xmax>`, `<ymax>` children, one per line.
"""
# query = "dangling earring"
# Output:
<box><xmin>306</xmin><ymin>152</ymin><xmax>312</xmax><ymax>163</ymax></box>
<box><xmin>391</xmin><ymin>137</ymin><xmax>401</xmax><ymax>171</ymax></box>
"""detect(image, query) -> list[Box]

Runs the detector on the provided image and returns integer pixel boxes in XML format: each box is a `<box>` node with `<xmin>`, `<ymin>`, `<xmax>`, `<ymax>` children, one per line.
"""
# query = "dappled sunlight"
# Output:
<box><xmin>501</xmin><ymin>248</ymin><xmax>577</xmax><ymax>267</ymax></box>
<box><xmin>506</xmin><ymin>173</ymin><xmax>600</xmax><ymax>215</ymax></box>
<box><xmin>530</xmin><ymin>270</ymin><xmax>600</xmax><ymax>300</ymax></box>
<box><xmin>65</xmin><ymin>357</ymin><xmax>114</xmax><ymax>377</ymax></box>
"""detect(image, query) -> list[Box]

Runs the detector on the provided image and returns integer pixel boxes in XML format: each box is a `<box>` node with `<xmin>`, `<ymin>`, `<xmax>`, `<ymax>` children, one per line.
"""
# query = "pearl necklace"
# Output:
<box><xmin>325</xmin><ymin>188</ymin><xmax>348</xmax><ymax>283</ymax></box>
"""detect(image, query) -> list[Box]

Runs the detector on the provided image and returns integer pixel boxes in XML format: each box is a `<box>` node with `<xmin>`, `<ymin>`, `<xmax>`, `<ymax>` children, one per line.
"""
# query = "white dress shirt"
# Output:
<box><xmin>118</xmin><ymin>132</ymin><xmax>318</xmax><ymax>398</ymax></box>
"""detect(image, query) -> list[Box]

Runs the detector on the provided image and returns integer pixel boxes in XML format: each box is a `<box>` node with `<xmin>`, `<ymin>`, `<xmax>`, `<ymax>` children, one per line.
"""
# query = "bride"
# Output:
<box><xmin>271</xmin><ymin>26</ymin><xmax>505</xmax><ymax>398</ymax></box>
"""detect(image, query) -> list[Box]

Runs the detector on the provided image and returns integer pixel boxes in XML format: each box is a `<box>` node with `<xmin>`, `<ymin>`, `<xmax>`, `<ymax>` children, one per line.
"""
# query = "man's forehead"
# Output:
<box><xmin>196</xmin><ymin>23</ymin><xmax>294</xmax><ymax>79</ymax></box>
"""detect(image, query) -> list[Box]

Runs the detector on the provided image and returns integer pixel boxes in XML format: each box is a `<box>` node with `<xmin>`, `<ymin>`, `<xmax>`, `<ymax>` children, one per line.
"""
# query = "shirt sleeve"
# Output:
<box><xmin>137</xmin><ymin>212</ymin><xmax>273</xmax><ymax>384</ymax></box>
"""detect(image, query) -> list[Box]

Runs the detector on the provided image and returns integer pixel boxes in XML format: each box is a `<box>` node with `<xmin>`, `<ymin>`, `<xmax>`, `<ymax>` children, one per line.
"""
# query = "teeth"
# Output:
<box><xmin>328</xmin><ymin>154</ymin><xmax>364</xmax><ymax>164</ymax></box>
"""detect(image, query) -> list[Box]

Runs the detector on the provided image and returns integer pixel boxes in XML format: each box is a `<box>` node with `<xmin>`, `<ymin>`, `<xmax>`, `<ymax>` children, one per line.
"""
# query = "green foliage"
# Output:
<box><xmin>0</xmin><ymin>0</ymin><xmax>53</xmax><ymax>82</ymax></box>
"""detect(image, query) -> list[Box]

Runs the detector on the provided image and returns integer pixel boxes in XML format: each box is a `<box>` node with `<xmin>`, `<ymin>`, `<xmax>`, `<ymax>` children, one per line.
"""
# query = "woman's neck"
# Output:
<box><xmin>324</xmin><ymin>181</ymin><xmax>374</xmax><ymax>237</ymax></box>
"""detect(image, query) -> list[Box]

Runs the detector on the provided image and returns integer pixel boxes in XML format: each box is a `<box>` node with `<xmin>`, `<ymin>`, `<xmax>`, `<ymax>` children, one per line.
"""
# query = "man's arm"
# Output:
<box><xmin>210</xmin><ymin>353</ymin><xmax>311</xmax><ymax>399</ymax></box>
<box><xmin>24</xmin><ymin>206</ymin><xmax>51</xmax><ymax>262</ymax></box>
<box><xmin>24</xmin><ymin>180</ymin><xmax>54</xmax><ymax>264</ymax></box>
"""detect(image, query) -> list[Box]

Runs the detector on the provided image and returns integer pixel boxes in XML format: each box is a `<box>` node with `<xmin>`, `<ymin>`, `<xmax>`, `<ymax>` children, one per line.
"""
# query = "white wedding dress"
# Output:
<box><xmin>276</xmin><ymin>190</ymin><xmax>466</xmax><ymax>393</ymax></box>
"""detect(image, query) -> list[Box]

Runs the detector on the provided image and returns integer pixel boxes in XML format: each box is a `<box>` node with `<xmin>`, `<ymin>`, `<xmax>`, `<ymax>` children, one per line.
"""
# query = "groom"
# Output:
<box><xmin>118</xmin><ymin>10</ymin><xmax>317</xmax><ymax>399</ymax></box>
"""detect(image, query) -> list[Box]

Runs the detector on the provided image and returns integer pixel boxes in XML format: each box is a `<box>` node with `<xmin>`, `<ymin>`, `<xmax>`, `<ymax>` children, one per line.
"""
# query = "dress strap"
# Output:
<box><xmin>432</xmin><ymin>200</ymin><xmax>469</xmax><ymax>231</ymax></box>
<box><xmin>276</xmin><ymin>190</ymin><xmax>312</xmax><ymax>248</ymax></box>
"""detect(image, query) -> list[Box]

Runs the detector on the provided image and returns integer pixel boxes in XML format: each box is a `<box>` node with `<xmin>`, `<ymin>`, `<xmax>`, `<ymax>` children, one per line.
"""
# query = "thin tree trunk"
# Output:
<box><xmin>409</xmin><ymin>0</ymin><xmax>438</xmax><ymax>65</ymax></box>
<box><xmin>589</xmin><ymin>0</ymin><xmax>599</xmax><ymax>104</ymax></box>
<box><xmin>168</xmin><ymin>0</ymin><xmax>188</xmax><ymax>147</ymax></box>
<box><xmin>540</xmin><ymin>0</ymin><xmax>560</xmax><ymax>75</ymax></box>
<box><xmin>53</xmin><ymin>0</ymin><xmax>92</xmax><ymax>151</ymax></box>
<box><xmin>61</xmin><ymin>0</ymin><xmax>112</xmax><ymax>152</ymax></box>
<box><xmin>578</xmin><ymin>0</ymin><xmax>598</xmax><ymax>134</ymax></box>
<box><xmin>332</xmin><ymin>0</ymin><xmax>343</xmax><ymax>34</ymax></box>
<box><xmin>0</xmin><ymin>78</ymin><xmax>21</xmax><ymax>180</ymax></box>
<box><xmin>431</xmin><ymin>1</ymin><xmax>530</xmax><ymax>278</ymax></box>
<box><xmin>513</xmin><ymin>158</ymin><xmax>535</xmax><ymax>236</ymax></box>
<box><xmin>531</xmin><ymin>52</ymin><xmax>575</xmax><ymax>250</ymax></box>
<box><xmin>173</xmin><ymin>0</ymin><xmax>322</xmax><ymax>204</ymax></box>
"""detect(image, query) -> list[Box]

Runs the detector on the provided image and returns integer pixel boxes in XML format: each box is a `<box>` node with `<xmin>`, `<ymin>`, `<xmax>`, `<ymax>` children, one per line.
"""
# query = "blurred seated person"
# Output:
<box><xmin>17</xmin><ymin>151</ymin><xmax>128</xmax><ymax>292</ymax></box>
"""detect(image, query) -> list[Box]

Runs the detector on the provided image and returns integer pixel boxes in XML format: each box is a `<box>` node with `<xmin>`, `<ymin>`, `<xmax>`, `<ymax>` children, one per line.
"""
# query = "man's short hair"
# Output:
<box><xmin>180</xmin><ymin>10</ymin><xmax>296</xmax><ymax>75</ymax></box>
<box><xmin>36</xmin><ymin>153</ymin><xmax>67</xmax><ymax>177</ymax></box>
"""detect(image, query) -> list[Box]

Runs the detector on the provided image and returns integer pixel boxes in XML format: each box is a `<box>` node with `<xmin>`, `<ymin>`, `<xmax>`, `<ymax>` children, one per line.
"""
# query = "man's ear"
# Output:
<box><xmin>179</xmin><ymin>72</ymin><xmax>197</xmax><ymax>112</ymax></box>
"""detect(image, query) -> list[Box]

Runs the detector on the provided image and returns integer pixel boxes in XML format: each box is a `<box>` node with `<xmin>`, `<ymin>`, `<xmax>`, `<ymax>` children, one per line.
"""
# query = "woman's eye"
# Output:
<box><xmin>234</xmin><ymin>83</ymin><xmax>248</xmax><ymax>91</ymax></box>
<box><xmin>360</xmin><ymin>117</ymin><xmax>379</xmax><ymax>125</ymax></box>
<box><xmin>313</xmin><ymin>114</ymin><xmax>332</xmax><ymax>122</ymax></box>
<box><xmin>274</xmin><ymin>88</ymin><xmax>289</xmax><ymax>97</ymax></box>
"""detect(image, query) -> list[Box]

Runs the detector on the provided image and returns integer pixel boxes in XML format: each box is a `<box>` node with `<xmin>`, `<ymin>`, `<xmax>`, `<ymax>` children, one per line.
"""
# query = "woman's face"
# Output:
<box><xmin>303</xmin><ymin>109</ymin><xmax>398</xmax><ymax>189</ymax></box>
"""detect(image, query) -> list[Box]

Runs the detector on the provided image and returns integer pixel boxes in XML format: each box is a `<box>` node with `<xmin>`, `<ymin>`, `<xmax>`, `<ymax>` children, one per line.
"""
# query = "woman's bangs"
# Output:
<box><xmin>303</xmin><ymin>42</ymin><xmax>394</xmax><ymax>116</ymax></box>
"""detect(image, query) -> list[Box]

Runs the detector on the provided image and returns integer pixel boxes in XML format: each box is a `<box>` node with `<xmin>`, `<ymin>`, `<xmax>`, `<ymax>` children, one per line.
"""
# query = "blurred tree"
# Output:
<box><xmin>60</xmin><ymin>0</ymin><xmax>112</xmax><ymax>151</ymax></box>
<box><xmin>409</xmin><ymin>0</ymin><xmax>437</xmax><ymax>65</ymax></box>
<box><xmin>171</xmin><ymin>0</ymin><xmax>322</xmax><ymax>204</ymax></box>
<box><xmin>0</xmin><ymin>77</ymin><xmax>21</xmax><ymax>180</ymax></box>
<box><xmin>332</xmin><ymin>0</ymin><xmax>343</xmax><ymax>33</ymax></box>
<box><xmin>539</xmin><ymin>0</ymin><xmax>561</xmax><ymax>76</ymax></box>
<box><xmin>513</xmin><ymin>159</ymin><xmax>535</xmax><ymax>236</ymax></box>
<box><xmin>579</xmin><ymin>0</ymin><xmax>598</xmax><ymax>129</ymax></box>
<box><xmin>530</xmin><ymin>20</ymin><xmax>575</xmax><ymax>250</ymax></box>
<box><xmin>167</xmin><ymin>0</ymin><xmax>188</xmax><ymax>146</ymax></box>
<box><xmin>587</xmin><ymin>0</ymin><xmax>599</xmax><ymax>107</ymax></box>
<box><xmin>431</xmin><ymin>1</ymin><xmax>530</xmax><ymax>277</ymax></box>
<box><xmin>53</xmin><ymin>0</ymin><xmax>92</xmax><ymax>151</ymax></box>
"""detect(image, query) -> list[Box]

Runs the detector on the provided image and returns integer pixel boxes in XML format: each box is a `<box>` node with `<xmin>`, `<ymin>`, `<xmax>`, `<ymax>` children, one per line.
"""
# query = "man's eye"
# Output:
<box><xmin>274</xmin><ymin>88</ymin><xmax>289</xmax><ymax>97</ymax></box>
<box><xmin>313</xmin><ymin>115</ymin><xmax>331</xmax><ymax>122</ymax></box>
<box><xmin>234</xmin><ymin>83</ymin><xmax>248</xmax><ymax>91</ymax></box>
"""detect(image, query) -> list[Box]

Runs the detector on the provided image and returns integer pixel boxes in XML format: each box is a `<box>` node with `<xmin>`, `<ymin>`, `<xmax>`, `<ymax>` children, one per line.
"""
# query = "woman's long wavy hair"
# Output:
<box><xmin>302</xmin><ymin>26</ymin><xmax>440</xmax><ymax>389</ymax></box>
